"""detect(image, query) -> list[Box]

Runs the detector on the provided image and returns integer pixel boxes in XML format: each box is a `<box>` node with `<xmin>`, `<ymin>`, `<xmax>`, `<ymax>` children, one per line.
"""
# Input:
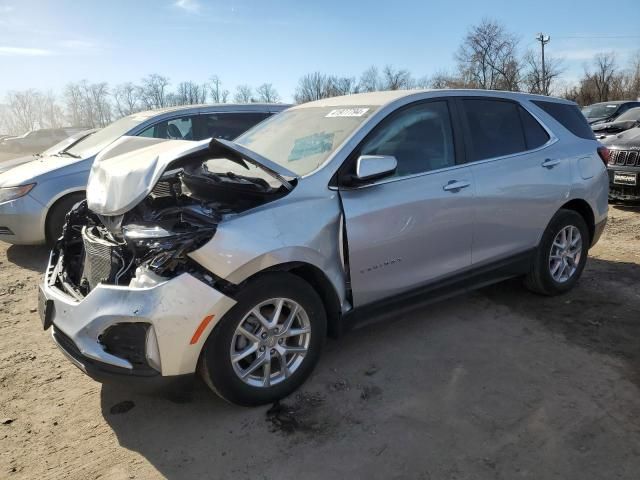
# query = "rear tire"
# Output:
<box><xmin>524</xmin><ymin>209</ymin><xmax>589</xmax><ymax>296</ymax></box>
<box><xmin>199</xmin><ymin>272</ymin><xmax>326</xmax><ymax>406</ymax></box>
<box><xmin>45</xmin><ymin>193</ymin><xmax>85</xmax><ymax>247</ymax></box>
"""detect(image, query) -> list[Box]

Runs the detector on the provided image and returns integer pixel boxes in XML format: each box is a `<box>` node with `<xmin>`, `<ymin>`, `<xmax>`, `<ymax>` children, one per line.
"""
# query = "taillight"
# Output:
<box><xmin>597</xmin><ymin>145</ymin><xmax>611</xmax><ymax>166</ymax></box>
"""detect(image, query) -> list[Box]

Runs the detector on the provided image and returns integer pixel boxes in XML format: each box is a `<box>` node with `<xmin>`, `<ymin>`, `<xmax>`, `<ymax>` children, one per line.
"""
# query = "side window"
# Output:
<box><xmin>358</xmin><ymin>101</ymin><xmax>456</xmax><ymax>177</ymax></box>
<box><xmin>532</xmin><ymin>100</ymin><xmax>595</xmax><ymax>140</ymax></box>
<box><xmin>461</xmin><ymin>99</ymin><xmax>526</xmax><ymax>161</ymax></box>
<box><xmin>519</xmin><ymin>107</ymin><xmax>550</xmax><ymax>149</ymax></box>
<box><xmin>138</xmin><ymin>116</ymin><xmax>195</xmax><ymax>140</ymax></box>
<box><xmin>200</xmin><ymin>112</ymin><xmax>271</xmax><ymax>141</ymax></box>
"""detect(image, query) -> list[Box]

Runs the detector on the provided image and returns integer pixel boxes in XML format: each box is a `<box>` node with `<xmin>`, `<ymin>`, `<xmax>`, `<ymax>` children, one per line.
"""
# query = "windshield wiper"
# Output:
<box><xmin>209</xmin><ymin>138</ymin><xmax>298</xmax><ymax>191</ymax></box>
<box><xmin>56</xmin><ymin>151</ymin><xmax>81</xmax><ymax>159</ymax></box>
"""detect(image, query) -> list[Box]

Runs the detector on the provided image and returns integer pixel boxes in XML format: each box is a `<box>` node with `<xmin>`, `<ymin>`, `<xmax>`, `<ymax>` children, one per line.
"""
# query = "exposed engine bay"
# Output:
<box><xmin>52</xmin><ymin>151</ymin><xmax>291</xmax><ymax>299</ymax></box>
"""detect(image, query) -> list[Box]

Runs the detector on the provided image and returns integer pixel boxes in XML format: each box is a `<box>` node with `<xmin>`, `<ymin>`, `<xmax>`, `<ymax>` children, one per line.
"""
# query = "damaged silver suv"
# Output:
<box><xmin>40</xmin><ymin>90</ymin><xmax>608</xmax><ymax>406</ymax></box>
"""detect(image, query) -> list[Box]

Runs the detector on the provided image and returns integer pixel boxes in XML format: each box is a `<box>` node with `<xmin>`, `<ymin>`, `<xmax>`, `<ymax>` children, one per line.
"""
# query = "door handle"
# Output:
<box><xmin>443</xmin><ymin>180</ymin><xmax>471</xmax><ymax>192</ymax></box>
<box><xmin>541</xmin><ymin>159</ymin><xmax>560</xmax><ymax>168</ymax></box>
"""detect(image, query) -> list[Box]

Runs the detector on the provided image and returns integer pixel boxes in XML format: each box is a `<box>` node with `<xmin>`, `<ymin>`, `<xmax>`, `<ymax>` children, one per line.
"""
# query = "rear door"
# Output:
<box><xmin>456</xmin><ymin>97</ymin><xmax>571</xmax><ymax>266</ymax></box>
<box><xmin>339</xmin><ymin>99</ymin><xmax>475</xmax><ymax>307</ymax></box>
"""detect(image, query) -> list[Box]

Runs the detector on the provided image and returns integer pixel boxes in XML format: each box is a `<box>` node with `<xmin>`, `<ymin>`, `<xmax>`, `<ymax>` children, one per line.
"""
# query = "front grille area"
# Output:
<box><xmin>150</xmin><ymin>181</ymin><xmax>172</xmax><ymax>199</ymax></box>
<box><xmin>0</xmin><ymin>226</ymin><xmax>14</xmax><ymax>235</ymax></box>
<box><xmin>610</xmin><ymin>149</ymin><xmax>640</xmax><ymax>167</ymax></box>
<box><xmin>81</xmin><ymin>227</ymin><xmax>120</xmax><ymax>290</ymax></box>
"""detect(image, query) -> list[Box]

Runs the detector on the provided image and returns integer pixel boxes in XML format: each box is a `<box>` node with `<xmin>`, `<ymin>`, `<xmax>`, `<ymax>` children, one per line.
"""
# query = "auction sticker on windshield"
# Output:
<box><xmin>325</xmin><ymin>108</ymin><xmax>370</xmax><ymax>118</ymax></box>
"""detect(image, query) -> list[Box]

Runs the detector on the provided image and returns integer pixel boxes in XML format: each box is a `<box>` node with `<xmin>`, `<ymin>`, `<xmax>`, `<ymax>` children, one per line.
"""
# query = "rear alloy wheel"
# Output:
<box><xmin>525</xmin><ymin>209</ymin><xmax>589</xmax><ymax>296</ymax></box>
<box><xmin>199</xmin><ymin>273</ymin><xmax>326</xmax><ymax>406</ymax></box>
<box><xmin>548</xmin><ymin>225</ymin><xmax>583</xmax><ymax>283</ymax></box>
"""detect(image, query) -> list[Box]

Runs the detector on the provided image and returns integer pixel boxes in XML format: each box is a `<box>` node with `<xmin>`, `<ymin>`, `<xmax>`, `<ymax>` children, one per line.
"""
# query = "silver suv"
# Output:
<box><xmin>40</xmin><ymin>90</ymin><xmax>608</xmax><ymax>406</ymax></box>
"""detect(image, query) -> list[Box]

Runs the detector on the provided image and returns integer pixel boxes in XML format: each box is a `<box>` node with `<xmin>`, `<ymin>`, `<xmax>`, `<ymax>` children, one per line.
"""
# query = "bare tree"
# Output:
<box><xmin>5</xmin><ymin>89</ymin><xmax>42</xmax><ymax>132</ymax></box>
<box><xmin>424</xmin><ymin>70</ymin><xmax>467</xmax><ymax>89</ymax></box>
<box><xmin>208</xmin><ymin>75</ymin><xmax>229</xmax><ymax>103</ymax></box>
<box><xmin>455</xmin><ymin>19</ymin><xmax>521</xmax><ymax>91</ymax></box>
<box><xmin>140</xmin><ymin>74</ymin><xmax>170</xmax><ymax>109</ymax></box>
<box><xmin>39</xmin><ymin>91</ymin><xmax>64</xmax><ymax>128</ymax></box>
<box><xmin>358</xmin><ymin>66</ymin><xmax>381</xmax><ymax>92</ymax></box>
<box><xmin>328</xmin><ymin>76</ymin><xmax>357</xmax><ymax>96</ymax></box>
<box><xmin>381</xmin><ymin>65</ymin><xmax>414</xmax><ymax>90</ymax></box>
<box><xmin>522</xmin><ymin>50</ymin><xmax>563</xmax><ymax>95</ymax></box>
<box><xmin>256</xmin><ymin>83</ymin><xmax>280</xmax><ymax>103</ymax></box>
<box><xmin>589</xmin><ymin>53</ymin><xmax>618</xmax><ymax>102</ymax></box>
<box><xmin>234</xmin><ymin>84</ymin><xmax>254</xmax><ymax>103</ymax></box>
<box><xmin>175</xmin><ymin>81</ymin><xmax>207</xmax><ymax>105</ymax></box>
<box><xmin>113</xmin><ymin>82</ymin><xmax>141</xmax><ymax>117</ymax></box>
<box><xmin>294</xmin><ymin>72</ymin><xmax>332</xmax><ymax>103</ymax></box>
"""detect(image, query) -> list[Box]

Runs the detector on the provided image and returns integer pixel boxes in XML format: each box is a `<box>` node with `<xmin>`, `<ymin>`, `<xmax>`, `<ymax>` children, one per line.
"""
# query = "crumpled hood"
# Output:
<box><xmin>87</xmin><ymin>136</ymin><xmax>210</xmax><ymax>216</ymax></box>
<box><xmin>0</xmin><ymin>153</ymin><xmax>89</xmax><ymax>187</ymax></box>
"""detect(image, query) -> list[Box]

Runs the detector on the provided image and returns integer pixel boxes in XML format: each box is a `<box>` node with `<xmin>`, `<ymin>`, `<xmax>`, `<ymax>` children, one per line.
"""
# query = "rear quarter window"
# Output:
<box><xmin>532</xmin><ymin>100</ymin><xmax>595</xmax><ymax>140</ymax></box>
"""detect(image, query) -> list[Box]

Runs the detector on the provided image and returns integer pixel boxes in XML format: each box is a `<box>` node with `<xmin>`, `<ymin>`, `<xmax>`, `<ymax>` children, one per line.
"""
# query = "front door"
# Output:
<box><xmin>339</xmin><ymin>100</ymin><xmax>475</xmax><ymax>307</ymax></box>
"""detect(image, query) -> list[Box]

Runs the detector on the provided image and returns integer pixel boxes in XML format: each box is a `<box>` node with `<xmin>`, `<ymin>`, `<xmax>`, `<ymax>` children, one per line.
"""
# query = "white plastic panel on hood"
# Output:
<box><xmin>87</xmin><ymin>136</ymin><xmax>210</xmax><ymax>216</ymax></box>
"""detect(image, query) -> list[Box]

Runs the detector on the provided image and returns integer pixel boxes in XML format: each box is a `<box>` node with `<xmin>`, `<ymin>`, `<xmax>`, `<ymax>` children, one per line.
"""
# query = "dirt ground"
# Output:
<box><xmin>1</xmin><ymin>206</ymin><xmax>639</xmax><ymax>480</ymax></box>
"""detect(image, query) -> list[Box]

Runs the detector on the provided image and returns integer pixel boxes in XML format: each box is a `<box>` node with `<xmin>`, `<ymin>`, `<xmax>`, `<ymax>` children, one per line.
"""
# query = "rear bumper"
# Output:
<box><xmin>0</xmin><ymin>194</ymin><xmax>46</xmax><ymax>244</ymax></box>
<box><xmin>41</xmin><ymin>252</ymin><xmax>237</xmax><ymax>379</ymax></box>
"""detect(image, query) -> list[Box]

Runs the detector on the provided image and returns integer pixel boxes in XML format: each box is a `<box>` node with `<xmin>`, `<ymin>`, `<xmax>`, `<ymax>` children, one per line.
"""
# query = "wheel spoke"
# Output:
<box><xmin>284</xmin><ymin>326</ymin><xmax>311</xmax><ymax>338</ymax></box>
<box><xmin>251</xmin><ymin>307</ymin><xmax>271</xmax><ymax>330</ymax></box>
<box><xmin>241</xmin><ymin>351</ymin><xmax>268</xmax><ymax>378</ymax></box>
<box><xmin>283</xmin><ymin>345</ymin><xmax>307</xmax><ymax>356</ymax></box>
<box><xmin>232</xmin><ymin>343</ymin><xmax>258</xmax><ymax>364</ymax></box>
<box><xmin>280</xmin><ymin>304</ymin><xmax>299</xmax><ymax>334</ymax></box>
<box><xmin>262</xmin><ymin>355</ymin><xmax>272</xmax><ymax>387</ymax></box>
<box><xmin>276</xmin><ymin>350</ymin><xmax>290</xmax><ymax>379</ymax></box>
<box><xmin>237</xmin><ymin>325</ymin><xmax>259</xmax><ymax>343</ymax></box>
<box><xmin>271</xmin><ymin>298</ymin><xmax>285</xmax><ymax>328</ymax></box>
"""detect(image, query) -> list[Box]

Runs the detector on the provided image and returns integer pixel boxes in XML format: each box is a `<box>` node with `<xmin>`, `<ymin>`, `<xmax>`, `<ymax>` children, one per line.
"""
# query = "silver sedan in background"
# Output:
<box><xmin>0</xmin><ymin>103</ymin><xmax>288</xmax><ymax>245</ymax></box>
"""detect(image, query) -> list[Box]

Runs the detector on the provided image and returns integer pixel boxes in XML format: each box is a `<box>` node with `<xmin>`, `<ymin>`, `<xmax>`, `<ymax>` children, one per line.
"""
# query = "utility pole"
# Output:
<box><xmin>536</xmin><ymin>33</ymin><xmax>551</xmax><ymax>95</ymax></box>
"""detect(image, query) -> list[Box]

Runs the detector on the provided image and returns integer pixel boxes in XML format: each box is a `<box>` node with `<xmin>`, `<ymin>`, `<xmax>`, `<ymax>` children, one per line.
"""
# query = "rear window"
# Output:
<box><xmin>533</xmin><ymin>100</ymin><xmax>595</xmax><ymax>140</ymax></box>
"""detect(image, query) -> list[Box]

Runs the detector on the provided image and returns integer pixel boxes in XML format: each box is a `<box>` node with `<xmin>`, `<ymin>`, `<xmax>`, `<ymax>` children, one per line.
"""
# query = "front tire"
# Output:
<box><xmin>199</xmin><ymin>272</ymin><xmax>326</xmax><ymax>406</ymax></box>
<box><xmin>525</xmin><ymin>209</ymin><xmax>589</xmax><ymax>296</ymax></box>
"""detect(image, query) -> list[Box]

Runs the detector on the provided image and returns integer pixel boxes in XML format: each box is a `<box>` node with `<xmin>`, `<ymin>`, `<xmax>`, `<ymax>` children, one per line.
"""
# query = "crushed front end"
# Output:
<box><xmin>40</xmin><ymin>143</ymin><xmax>290</xmax><ymax>383</ymax></box>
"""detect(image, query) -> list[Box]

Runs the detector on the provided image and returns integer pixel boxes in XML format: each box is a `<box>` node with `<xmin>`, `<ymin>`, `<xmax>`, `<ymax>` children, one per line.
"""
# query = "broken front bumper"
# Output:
<box><xmin>41</xmin><ymin>253</ymin><xmax>236</xmax><ymax>379</ymax></box>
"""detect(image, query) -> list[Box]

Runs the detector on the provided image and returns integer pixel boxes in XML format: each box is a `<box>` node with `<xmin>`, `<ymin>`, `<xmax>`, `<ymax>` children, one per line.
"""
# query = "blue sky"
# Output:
<box><xmin>0</xmin><ymin>0</ymin><xmax>638</xmax><ymax>102</ymax></box>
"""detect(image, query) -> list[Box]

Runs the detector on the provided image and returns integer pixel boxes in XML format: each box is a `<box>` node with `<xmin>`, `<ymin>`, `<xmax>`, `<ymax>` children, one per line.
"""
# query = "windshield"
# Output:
<box><xmin>582</xmin><ymin>103</ymin><xmax>621</xmax><ymax>119</ymax></box>
<box><xmin>65</xmin><ymin>113</ymin><xmax>151</xmax><ymax>157</ymax></box>
<box><xmin>616</xmin><ymin>107</ymin><xmax>640</xmax><ymax>122</ymax></box>
<box><xmin>41</xmin><ymin>130</ymin><xmax>96</xmax><ymax>156</ymax></box>
<box><xmin>234</xmin><ymin>106</ymin><xmax>376</xmax><ymax>176</ymax></box>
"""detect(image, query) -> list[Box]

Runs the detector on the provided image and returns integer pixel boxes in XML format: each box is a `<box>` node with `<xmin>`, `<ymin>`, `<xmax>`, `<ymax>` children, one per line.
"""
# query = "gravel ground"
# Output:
<box><xmin>0</xmin><ymin>206</ymin><xmax>639</xmax><ymax>480</ymax></box>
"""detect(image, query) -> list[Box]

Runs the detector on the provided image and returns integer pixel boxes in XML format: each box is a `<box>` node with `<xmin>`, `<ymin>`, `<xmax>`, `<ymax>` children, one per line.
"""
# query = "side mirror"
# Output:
<box><xmin>354</xmin><ymin>155</ymin><xmax>397</xmax><ymax>183</ymax></box>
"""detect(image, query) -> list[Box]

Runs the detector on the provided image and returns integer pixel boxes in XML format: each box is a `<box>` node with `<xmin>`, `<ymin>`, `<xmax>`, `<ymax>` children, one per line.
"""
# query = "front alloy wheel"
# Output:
<box><xmin>199</xmin><ymin>273</ymin><xmax>326</xmax><ymax>406</ymax></box>
<box><xmin>231</xmin><ymin>298</ymin><xmax>311</xmax><ymax>388</ymax></box>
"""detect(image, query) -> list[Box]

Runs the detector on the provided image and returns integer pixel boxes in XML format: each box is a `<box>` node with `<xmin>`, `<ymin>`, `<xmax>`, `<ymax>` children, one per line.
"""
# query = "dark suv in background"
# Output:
<box><xmin>582</xmin><ymin>101</ymin><xmax>640</xmax><ymax>125</ymax></box>
<box><xmin>603</xmin><ymin>125</ymin><xmax>640</xmax><ymax>201</ymax></box>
